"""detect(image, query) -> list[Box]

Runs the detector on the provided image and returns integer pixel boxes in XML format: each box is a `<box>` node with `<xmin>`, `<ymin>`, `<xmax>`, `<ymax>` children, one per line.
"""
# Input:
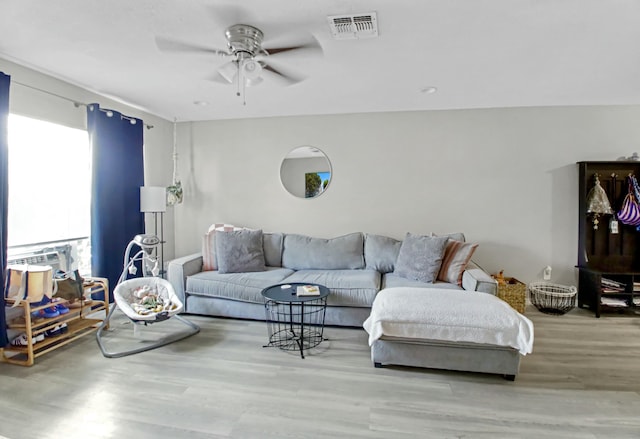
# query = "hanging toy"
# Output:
<box><xmin>586</xmin><ymin>174</ymin><xmax>613</xmax><ymax>229</ymax></box>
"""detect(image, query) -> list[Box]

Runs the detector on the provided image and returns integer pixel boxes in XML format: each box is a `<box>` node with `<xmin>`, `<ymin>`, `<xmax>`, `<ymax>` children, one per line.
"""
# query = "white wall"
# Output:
<box><xmin>5</xmin><ymin>57</ymin><xmax>639</xmax><ymax>286</ymax></box>
<box><xmin>0</xmin><ymin>59</ymin><xmax>175</xmax><ymax>264</ymax></box>
<box><xmin>174</xmin><ymin>106</ymin><xmax>640</xmax><ymax>286</ymax></box>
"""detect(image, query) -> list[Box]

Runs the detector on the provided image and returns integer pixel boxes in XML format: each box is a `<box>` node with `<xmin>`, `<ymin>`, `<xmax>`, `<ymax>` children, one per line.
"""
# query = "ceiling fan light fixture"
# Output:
<box><xmin>218</xmin><ymin>61</ymin><xmax>238</xmax><ymax>83</ymax></box>
<box><xmin>242</xmin><ymin>59</ymin><xmax>263</xmax><ymax>81</ymax></box>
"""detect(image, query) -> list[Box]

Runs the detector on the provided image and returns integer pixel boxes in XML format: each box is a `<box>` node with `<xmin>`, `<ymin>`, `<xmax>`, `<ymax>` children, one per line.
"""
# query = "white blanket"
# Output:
<box><xmin>363</xmin><ymin>287</ymin><xmax>534</xmax><ymax>355</ymax></box>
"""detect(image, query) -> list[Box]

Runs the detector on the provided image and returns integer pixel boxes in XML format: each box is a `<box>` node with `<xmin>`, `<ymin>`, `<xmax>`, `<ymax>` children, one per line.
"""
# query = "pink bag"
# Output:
<box><xmin>617</xmin><ymin>187</ymin><xmax>640</xmax><ymax>226</ymax></box>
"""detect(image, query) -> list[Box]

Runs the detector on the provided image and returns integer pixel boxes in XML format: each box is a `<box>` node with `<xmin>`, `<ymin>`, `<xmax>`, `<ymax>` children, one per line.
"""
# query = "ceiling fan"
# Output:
<box><xmin>155</xmin><ymin>23</ymin><xmax>323</xmax><ymax>102</ymax></box>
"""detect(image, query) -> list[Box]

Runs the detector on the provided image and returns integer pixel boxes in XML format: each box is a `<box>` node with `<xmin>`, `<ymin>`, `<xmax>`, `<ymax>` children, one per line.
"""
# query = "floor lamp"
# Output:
<box><xmin>140</xmin><ymin>186</ymin><xmax>166</xmax><ymax>277</ymax></box>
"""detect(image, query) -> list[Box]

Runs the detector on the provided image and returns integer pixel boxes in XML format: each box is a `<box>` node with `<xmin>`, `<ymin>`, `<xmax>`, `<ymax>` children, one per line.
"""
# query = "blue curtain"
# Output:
<box><xmin>0</xmin><ymin>72</ymin><xmax>10</xmax><ymax>347</ymax></box>
<box><xmin>87</xmin><ymin>104</ymin><xmax>144</xmax><ymax>299</ymax></box>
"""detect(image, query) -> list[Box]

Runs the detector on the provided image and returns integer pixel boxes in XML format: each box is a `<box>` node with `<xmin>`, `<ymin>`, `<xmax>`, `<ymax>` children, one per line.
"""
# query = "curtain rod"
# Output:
<box><xmin>12</xmin><ymin>80</ymin><xmax>154</xmax><ymax>129</ymax></box>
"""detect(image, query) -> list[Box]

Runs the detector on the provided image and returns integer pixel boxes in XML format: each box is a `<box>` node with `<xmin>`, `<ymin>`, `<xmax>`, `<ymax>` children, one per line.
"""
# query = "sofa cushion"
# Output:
<box><xmin>364</xmin><ymin>234</ymin><xmax>402</xmax><ymax>273</ymax></box>
<box><xmin>437</xmin><ymin>239</ymin><xmax>478</xmax><ymax>286</ymax></box>
<box><xmin>394</xmin><ymin>233</ymin><xmax>449</xmax><ymax>283</ymax></box>
<box><xmin>382</xmin><ymin>273</ymin><xmax>462</xmax><ymax>290</ymax></box>
<box><xmin>215</xmin><ymin>229</ymin><xmax>266</xmax><ymax>274</ymax></box>
<box><xmin>186</xmin><ymin>267</ymin><xmax>295</xmax><ymax>304</ymax></box>
<box><xmin>282</xmin><ymin>233</ymin><xmax>364</xmax><ymax>270</ymax></box>
<box><xmin>263</xmin><ymin>232</ymin><xmax>284</xmax><ymax>267</ymax></box>
<box><xmin>282</xmin><ymin>269</ymin><xmax>380</xmax><ymax>307</ymax></box>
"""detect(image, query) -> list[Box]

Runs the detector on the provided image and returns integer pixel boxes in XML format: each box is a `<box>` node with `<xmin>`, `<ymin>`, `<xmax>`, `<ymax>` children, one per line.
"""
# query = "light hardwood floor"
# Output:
<box><xmin>1</xmin><ymin>305</ymin><xmax>639</xmax><ymax>439</ymax></box>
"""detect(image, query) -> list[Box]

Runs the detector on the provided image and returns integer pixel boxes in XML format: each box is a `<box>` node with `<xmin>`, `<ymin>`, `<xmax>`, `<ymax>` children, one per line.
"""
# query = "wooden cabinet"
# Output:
<box><xmin>2</xmin><ymin>278</ymin><xmax>109</xmax><ymax>366</ymax></box>
<box><xmin>577</xmin><ymin>161</ymin><xmax>640</xmax><ymax>317</ymax></box>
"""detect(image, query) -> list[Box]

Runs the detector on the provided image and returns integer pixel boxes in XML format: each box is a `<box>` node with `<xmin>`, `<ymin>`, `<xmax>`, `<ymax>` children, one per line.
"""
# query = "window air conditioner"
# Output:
<box><xmin>8</xmin><ymin>251</ymin><xmax>63</xmax><ymax>272</ymax></box>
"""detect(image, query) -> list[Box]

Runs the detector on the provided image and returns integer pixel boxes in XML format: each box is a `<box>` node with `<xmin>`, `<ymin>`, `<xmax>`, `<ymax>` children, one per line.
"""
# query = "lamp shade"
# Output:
<box><xmin>140</xmin><ymin>186</ymin><xmax>167</xmax><ymax>213</ymax></box>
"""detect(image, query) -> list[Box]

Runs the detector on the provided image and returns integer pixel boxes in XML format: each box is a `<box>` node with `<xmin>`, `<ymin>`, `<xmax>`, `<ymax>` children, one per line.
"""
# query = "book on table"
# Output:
<box><xmin>296</xmin><ymin>285</ymin><xmax>320</xmax><ymax>296</ymax></box>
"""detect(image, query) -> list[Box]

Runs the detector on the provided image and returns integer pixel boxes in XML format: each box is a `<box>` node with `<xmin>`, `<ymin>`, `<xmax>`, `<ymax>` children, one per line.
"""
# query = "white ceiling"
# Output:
<box><xmin>1</xmin><ymin>0</ymin><xmax>640</xmax><ymax>122</ymax></box>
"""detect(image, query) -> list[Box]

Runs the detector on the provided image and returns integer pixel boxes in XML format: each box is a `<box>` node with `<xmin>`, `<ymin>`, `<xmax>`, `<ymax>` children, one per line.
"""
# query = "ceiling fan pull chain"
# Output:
<box><xmin>239</xmin><ymin>59</ymin><xmax>247</xmax><ymax>105</ymax></box>
<box><xmin>235</xmin><ymin>58</ymin><xmax>246</xmax><ymax>105</ymax></box>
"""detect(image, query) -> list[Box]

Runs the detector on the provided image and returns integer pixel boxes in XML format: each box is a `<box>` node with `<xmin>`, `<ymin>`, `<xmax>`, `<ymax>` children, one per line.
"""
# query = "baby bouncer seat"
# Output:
<box><xmin>96</xmin><ymin>234</ymin><xmax>199</xmax><ymax>358</ymax></box>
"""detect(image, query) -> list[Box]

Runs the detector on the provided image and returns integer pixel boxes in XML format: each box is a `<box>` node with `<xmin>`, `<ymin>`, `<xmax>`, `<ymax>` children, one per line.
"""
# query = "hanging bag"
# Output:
<box><xmin>616</xmin><ymin>178</ymin><xmax>640</xmax><ymax>226</ymax></box>
<box><xmin>53</xmin><ymin>270</ymin><xmax>85</xmax><ymax>304</ymax></box>
<box><xmin>631</xmin><ymin>174</ymin><xmax>640</xmax><ymax>202</ymax></box>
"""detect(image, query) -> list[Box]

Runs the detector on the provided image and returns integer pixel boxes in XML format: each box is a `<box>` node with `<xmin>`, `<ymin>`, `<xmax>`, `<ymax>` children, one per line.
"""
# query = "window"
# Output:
<box><xmin>7</xmin><ymin>114</ymin><xmax>91</xmax><ymax>274</ymax></box>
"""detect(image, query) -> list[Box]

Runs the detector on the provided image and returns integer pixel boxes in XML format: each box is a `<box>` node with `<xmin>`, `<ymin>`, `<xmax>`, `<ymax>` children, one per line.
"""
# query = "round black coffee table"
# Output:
<box><xmin>261</xmin><ymin>283</ymin><xmax>330</xmax><ymax>358</ymax></box>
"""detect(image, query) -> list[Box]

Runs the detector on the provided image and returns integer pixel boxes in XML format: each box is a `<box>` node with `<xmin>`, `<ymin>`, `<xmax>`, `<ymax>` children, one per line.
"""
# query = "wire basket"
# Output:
<box><xmin>528</xmin><ymin>282</ymin><xmax>577</xmax><ymax>315</ymax></box>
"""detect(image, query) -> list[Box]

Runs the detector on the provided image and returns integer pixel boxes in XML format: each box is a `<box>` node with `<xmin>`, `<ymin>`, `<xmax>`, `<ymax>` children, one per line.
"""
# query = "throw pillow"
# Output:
<box><xmin>437</xmin><ymin>239</ymin><xmax>478</xmax><ymax>286</ymax></box>
<box><xmin>215</xmin><ymin>229</ymin><xmax>266</xmax><ymax>274</ymax></box>
<box><xmin>393</xmin><ymin>233</ymin><xmax>449</xmax><ymax>283</ymax></box>
<box><xmin>202</xmin><ymin>223</ymin><xmax>242</xmax><ymax>271</ymax></box>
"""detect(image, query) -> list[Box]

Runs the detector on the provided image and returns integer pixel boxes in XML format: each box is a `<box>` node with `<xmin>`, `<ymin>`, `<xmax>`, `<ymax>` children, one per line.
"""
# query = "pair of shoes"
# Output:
<box><xmin>44</xmin><ymin>323</ymin><xmax>68</xmax><ymax>338</ymax></box>
<box><xmin>32</xmin><ymin>307</ymin><xmax>60</xmax><ymax>319</ymax></box>
<box><xmin>10</xmin><ymin>332</ymin><xmax>45</xmax><ymax>346</ymax></box>
<box><xmin>52</xmin><ymin>300</ymin><xmax>70</xmax><ymax>315</ymax></box>
<box><xmin>31</xmin><ymin>296</ymin><xmax>64</xmax><ymax>319</ymax></box>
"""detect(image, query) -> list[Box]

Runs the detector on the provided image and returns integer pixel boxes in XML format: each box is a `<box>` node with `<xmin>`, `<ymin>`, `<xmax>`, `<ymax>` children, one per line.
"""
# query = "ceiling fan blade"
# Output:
<box><xmin>262</xmin><ymin>35</ymin><xmax>323</xmax><ymax>57</ymax></box>
<box><xmin>262</xmin><ymin>63</ymin><xmax>305</xmax><ymax>85</ymax></box>
<box><xmin>155</xmin><ymin>36</ymin><xmax>229</xmax><ymax>57</ymax></box>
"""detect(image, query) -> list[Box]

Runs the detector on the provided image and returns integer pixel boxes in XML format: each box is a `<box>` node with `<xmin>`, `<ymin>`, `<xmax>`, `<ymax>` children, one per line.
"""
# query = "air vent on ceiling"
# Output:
<box><xmin>327</xmin><ymin>12</ymin><xmax>378</xmax><ymax>40</ymax></box>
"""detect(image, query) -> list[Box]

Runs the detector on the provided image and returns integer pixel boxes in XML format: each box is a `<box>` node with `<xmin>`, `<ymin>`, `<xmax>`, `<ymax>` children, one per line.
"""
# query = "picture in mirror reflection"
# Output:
<box><xmin>305</xmin><ymin>171</ymin><xmax>331</xmax><ymax>198</ymax></box>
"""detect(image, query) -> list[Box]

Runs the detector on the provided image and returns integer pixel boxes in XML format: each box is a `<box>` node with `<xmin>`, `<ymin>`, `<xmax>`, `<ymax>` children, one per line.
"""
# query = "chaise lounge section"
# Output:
<box><xmin>363</xmin><ymin>287</ymin><xmax>534</xmax><ymax>380</ymax></box>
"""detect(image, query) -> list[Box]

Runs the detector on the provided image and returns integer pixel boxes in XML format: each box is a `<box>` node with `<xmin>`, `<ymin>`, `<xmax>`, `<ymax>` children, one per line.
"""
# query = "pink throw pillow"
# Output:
<box><xmin>437</xmin><ymin>239</ymin><xmax>478</xmax><ymax>286</ymax></box>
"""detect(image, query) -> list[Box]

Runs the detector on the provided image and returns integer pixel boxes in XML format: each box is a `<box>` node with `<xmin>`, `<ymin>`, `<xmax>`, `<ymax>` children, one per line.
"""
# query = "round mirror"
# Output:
<box><xmin>280</xmin><ymin>146</ymin><xmax>332</xmax><ymax>198</ymax></box>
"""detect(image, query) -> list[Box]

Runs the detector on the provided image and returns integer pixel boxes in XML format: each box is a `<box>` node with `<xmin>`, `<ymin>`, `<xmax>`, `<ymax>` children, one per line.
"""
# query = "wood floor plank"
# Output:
<box><xmin>1</xmin><ymin>305</ymin><xmax>639</xmax><ymax>438</ymax></box>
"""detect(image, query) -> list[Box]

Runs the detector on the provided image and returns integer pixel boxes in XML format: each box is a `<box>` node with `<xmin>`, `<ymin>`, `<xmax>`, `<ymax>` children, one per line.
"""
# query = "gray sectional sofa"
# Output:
<box><xmin>167</xmin><ymin>231</ymin><xmax>497</xmax><ymax>327</ymax></box>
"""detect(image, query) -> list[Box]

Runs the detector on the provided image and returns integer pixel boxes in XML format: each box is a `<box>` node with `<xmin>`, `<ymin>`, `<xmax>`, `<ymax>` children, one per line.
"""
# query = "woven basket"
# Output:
<box><xmin>496</xmin><ymin>277</ymin><xmax>526</xmax><ymax>314</ymax></box>
<box><xmin>528</xmin><ymin>282</ymin><xmax>577</xmax><ymax>315</ymax></box>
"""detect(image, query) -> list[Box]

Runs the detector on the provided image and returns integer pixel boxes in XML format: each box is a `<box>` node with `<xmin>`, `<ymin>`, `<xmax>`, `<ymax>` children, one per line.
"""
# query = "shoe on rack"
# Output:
<box><xmin>39</xmin><ymin>307</ymin><xmax>60</xmax><ymax>319</ymax></box>
<box><xmin>59</xmin><ymin>323</ymin><xmax>68</xmax><ymax>334</ymax></box>
<box><xmin>54</xmin><ymin>302</ymin><xmax>69</xmax><ymax>315</ymax></box>
<box><xmin>10</xmin><ymin>333</ymin><xmax>45</xmax><ymax>346</ymax></box>
<box><xmin>30</xmin><ymin>296</ymin><xmax>60</xmax><ymax>319</ymax></box>
<box><xmin>44</xmin><ymin>326</ymin><xmax>62</xmax><ymax>338</ymax></box>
